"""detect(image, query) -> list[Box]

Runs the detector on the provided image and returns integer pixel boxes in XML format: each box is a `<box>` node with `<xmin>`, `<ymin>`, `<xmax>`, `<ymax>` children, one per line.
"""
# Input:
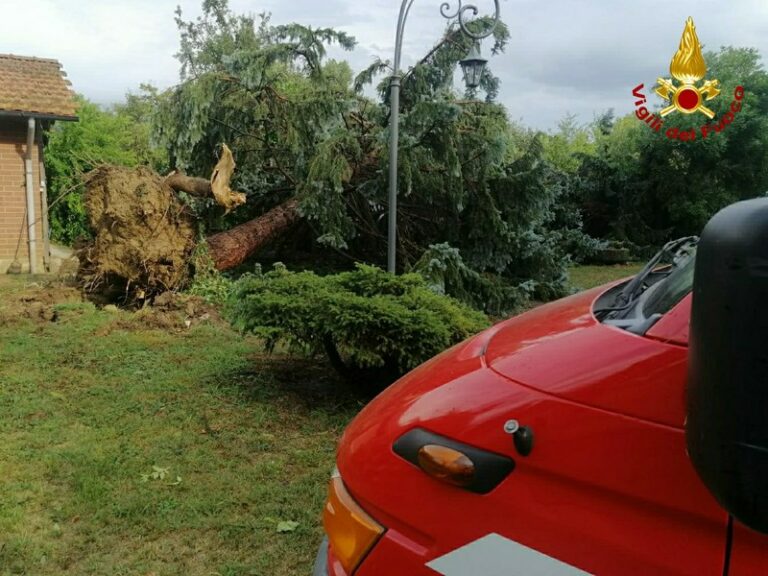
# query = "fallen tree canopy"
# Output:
<box><xmin>78</xmin><ymin>145</ymin><xmax>299</xmax><ymax>302</ymax></box>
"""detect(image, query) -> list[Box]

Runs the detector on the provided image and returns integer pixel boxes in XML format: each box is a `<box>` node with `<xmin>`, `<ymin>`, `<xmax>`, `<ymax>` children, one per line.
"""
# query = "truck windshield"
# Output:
<box><xmin>642</xmin><ymin>246</ymin><xmax>696</xmax><ymax>316</ymax></box>
<box><xmin>595</xmin><ymin>237</ymin><xmax>697</xmax><ymax>332</ymax></box>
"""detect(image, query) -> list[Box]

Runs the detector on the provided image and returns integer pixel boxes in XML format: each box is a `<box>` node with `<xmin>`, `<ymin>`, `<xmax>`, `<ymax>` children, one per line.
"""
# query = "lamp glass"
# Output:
<box><xmin>460</xmin><ymin>43</ymin><xmax>488</xmax><ymax>89</ymax></box>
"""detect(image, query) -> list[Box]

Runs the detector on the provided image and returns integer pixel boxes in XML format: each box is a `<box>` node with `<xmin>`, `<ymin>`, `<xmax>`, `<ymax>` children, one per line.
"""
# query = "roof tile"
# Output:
<box><xmin>0</xmin><ymin>54</ymin><xmax>77</xmax><ymax>119</ymax></box>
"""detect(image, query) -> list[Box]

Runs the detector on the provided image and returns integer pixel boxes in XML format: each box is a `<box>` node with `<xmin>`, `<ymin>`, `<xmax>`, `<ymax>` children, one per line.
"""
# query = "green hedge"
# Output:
<box><xmin>226</xmin><ymin>264</ymin><xmax>490</xmax><ymax>387</ymax></box>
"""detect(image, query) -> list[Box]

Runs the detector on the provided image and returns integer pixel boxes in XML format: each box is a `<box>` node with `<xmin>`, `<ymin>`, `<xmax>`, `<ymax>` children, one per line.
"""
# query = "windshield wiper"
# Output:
<box><xmin>595</xmin><ymin>236</ymin><xmax>698</xmax><ymax>320</ymax></box>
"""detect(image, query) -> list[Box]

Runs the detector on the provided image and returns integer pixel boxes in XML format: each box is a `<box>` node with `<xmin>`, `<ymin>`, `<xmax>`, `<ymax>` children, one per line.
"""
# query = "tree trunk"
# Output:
<box><xmin>164</xmin><ymin>142</ymin><xmax>294</xmax><ymax>271</ymax></box>
<box><xmin>206</xmin><ymin>197</ymin><xmax>301</xmax><ymax>271</ymax></box>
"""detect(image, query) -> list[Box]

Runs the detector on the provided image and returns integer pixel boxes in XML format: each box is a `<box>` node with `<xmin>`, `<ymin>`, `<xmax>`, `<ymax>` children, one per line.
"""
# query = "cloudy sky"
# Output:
<box><xmin>2</xmin><ymin>0</ymin><xmax>767</xmax><ymax>130</ymax></box>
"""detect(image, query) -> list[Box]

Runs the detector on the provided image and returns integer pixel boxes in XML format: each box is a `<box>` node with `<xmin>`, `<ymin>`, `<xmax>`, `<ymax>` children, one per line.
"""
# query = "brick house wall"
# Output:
<box><xmin>0</xmin><ymin>117</ymin><xmax>44</xmax><ymax>273</ymax></box>
<box><xmin>0</xmin><ymin>53</ymin><xmax>78</xmax><ymax>274</ymax></box>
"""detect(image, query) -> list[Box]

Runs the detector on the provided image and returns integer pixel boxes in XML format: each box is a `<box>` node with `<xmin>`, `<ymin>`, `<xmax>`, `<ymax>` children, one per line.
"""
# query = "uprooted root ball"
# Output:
<box><xmin>77</xmin><ymin>166</ymin><xmax>197</xmax><ymax>302</ymax></box>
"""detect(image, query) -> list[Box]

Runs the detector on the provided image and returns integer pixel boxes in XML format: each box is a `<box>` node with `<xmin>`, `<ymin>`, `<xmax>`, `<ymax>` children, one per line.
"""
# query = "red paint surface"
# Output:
<box><xmin>729</xmin><ymin>522</ymin><xmax>768</xmax><ymax>575</ymax></box>
<box><xmin>323</xmin><ymin>282</ymin><xmax>766</xmax><ymax>575</ymax></box>
<box><xmin>483</xmin><ymin>288</ymin><xmax>687</xmax><ymax>427</ymax></box>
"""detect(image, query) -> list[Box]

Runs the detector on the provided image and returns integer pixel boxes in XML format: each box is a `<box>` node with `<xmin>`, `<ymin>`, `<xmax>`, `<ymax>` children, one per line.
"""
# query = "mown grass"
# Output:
<box><xmin>0</xmin><ymin>264</ymin><xmax>638</xmax><ymax>575</ymax></box>
<box><xmin>0</xmin><ymin>277</ymin><xmax>361</xmax><ymax>576</ymax></box>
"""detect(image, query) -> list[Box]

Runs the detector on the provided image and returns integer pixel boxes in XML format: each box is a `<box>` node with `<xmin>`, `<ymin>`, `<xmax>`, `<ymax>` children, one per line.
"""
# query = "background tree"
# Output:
<box><xmin>572</xmin><ymin>47</ymin><xmax>768</xmax><ymax>248</ymax></box>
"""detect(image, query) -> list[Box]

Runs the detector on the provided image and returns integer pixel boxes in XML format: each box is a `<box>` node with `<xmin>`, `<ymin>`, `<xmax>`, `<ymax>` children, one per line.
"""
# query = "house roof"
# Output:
<box><xmin>0</xmin><ymin>54</ymin><xmax>78</xmax><ymax>120</ymax></box>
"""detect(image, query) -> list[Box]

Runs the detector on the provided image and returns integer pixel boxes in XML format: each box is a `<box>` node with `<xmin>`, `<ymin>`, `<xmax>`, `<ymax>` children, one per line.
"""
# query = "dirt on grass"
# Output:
<box><xmin>0</xmin><ymin>279</ymin><xmax>83</xmax><ymax>325</ymax></box>
<box><xmin>0</xmin><ymin>276</ymin><xmax>222</xmax><ymax>335</ymax></box>
<box><xmin>96</xmin><ymin>291</ymin><xmax>225</xmax><ymax>335</ymax></box>
<box><xmin>77</xmin><ymin>166</ymin><xmax>197</xmax><ymax>303</ymax></box>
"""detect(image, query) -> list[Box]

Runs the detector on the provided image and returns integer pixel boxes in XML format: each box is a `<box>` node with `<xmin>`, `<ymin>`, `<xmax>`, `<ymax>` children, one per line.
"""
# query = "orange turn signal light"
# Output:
<box><xmin>323</xmin><ymin>472</ymin><xmax>385</xmax><ymax>574</ymax></box>
<box><xmin>417</xmin><ymin>444</ymin><xmax>476</xmax><ymax>488</ymax></box>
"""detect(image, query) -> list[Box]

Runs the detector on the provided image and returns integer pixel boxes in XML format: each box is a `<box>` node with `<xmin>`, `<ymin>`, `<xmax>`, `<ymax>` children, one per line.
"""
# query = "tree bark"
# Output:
<box><xmin>206</xmin><ymin>197</ymin><xmax>301</xmax><ymax>271</ymax></box>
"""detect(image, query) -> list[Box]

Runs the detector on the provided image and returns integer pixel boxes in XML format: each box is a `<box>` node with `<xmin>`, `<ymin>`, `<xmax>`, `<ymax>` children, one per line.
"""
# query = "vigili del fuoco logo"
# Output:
<box><xmin>632</xmin><ymin>17</ymin><xmax>744</xmax><ymax>142</ymax></box>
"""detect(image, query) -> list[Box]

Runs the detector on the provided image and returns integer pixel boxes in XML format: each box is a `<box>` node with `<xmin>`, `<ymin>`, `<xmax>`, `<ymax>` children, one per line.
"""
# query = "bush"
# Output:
<box><xmin>227</xmin><ymin>263</ymin><xmax>490</xmax><ymax>387</ymax></box>
<box><xmin>412</xmin><ymin>243</ymin><xmax>535</xmax><ymax>316</ymax></box>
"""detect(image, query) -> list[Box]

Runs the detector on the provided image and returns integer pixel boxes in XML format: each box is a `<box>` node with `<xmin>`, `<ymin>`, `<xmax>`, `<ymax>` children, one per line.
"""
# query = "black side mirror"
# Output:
<box><xmin>687</xmin><ymin>198</ymin><xmax>768</xmax><ymax>534</ymax></box>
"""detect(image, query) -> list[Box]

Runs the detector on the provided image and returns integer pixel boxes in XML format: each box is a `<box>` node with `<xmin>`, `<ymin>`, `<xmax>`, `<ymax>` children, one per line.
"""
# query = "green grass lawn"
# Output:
<box><xmin>0</xmin><ymin>277</ymin><xmax>360</xmax><ymax>576</ymax></box>
<box><xmin>0</xmin><ymin>263</ymin><xmax>640</xmax><ymax>575</ymax></box>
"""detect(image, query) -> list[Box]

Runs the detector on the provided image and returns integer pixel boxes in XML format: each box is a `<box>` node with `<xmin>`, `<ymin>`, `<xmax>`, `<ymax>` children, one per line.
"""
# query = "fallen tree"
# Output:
<box><xmin>78</xmin><ymin>144</ymin><xmax>299</xmax><ymax>301</ymax></box>
<box><xmin>77</xmin><ymin>3</ymin><xmax>590</xmax><ymax>315</ymax></box>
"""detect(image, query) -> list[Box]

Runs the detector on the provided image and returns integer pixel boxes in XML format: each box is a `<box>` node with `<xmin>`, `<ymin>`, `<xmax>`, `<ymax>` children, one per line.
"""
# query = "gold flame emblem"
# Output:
<box><xmin>656</xmin><ymin>17</ymin><xmax>720</xmax><ymax>118</ymax></box>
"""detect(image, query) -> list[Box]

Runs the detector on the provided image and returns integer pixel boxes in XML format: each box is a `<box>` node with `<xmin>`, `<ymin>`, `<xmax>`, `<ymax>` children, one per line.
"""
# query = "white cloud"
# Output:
<box><xmin>0</xmin><ymin>0</ymin><xmax>765</xmax><ymax>129</ymax></box>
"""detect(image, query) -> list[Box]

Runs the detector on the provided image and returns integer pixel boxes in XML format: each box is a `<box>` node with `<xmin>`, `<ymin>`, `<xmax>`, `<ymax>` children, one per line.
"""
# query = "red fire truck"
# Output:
<box><xmin>313</xmin><ymin>199</ymin><xmax>768</xmax><ymax>575</ymax></box>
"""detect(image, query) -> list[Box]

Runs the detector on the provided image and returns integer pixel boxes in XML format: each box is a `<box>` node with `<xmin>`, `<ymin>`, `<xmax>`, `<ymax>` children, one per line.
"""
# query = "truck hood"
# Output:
<box><xmin>483</xmin><ymin>285</ymin><xmax>687</xmax><ymax>427</ymax></box>
<box><xmin>336</xmin><ymin>286</ymin><xmax>713</xmax><ymax>576</ymax></box>
<box><xmin>341</xmin><ymin>284</ymin><xmax>687</xmax><ymax>474</ymax></box>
